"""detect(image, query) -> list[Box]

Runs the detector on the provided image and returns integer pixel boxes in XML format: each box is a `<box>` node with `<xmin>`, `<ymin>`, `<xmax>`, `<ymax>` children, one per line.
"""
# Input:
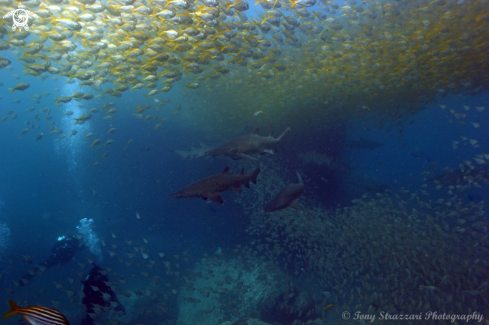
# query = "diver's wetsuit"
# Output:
<box><xmin>19</xmin><ymin>235</ymin><xmax>85</xmax><ymax>286</ymax></box>
<box><xmin>80</xmin><ymin>264</ymin><xmax>126</xmax><ymax>325</ymax></box>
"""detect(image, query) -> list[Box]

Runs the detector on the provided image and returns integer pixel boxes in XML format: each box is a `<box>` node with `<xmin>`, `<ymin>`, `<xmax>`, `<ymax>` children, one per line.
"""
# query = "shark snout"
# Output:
<box><xmin>168</xmin><ymin>192</ymin><xmax>183</xmax><ymax>199</ymax></box>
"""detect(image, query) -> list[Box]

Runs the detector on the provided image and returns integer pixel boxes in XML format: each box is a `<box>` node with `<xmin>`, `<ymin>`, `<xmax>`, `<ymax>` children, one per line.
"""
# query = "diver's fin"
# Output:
<box><xmin>109</xmin><ymin>292</ymin><xmax>126</xmax><ymax>315</ymax></box>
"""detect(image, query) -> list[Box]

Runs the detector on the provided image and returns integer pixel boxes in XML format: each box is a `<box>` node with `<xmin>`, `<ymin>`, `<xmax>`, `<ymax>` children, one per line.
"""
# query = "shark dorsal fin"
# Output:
<box><xmin>222</xmin><ymin>166</ymin><xmax>230</xmax><ymax>174</ymax></box>
<box><xmin>251</xmin><ymin>128</ymin><xmax>259</xmax><ymax>135</ymax></box>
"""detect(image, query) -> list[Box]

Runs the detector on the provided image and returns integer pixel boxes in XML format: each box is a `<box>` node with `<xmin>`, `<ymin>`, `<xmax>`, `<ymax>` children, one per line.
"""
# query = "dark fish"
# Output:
<box><xmin>81</xmin><ymin>264</ymin><xmax>125</xmax><ymax>325</ymax></box>
<box><xmin>2</xmin><ymin>300</ymin><xmax>70</xmax><ymax>325</ymax></box>
<box><xmin>265</xmin><ymin>171</ymin><xmax>304</xmax><ymax>212</ymax></box>
<box><xmin>427</xmin><ymin>161</ymin><xmax>438</xmax><ymax>171</ymax></box>
<box><xmin>205</xmin><ymin>127</ymin><xmax>291</xmax><ymax>160</ymax></box>
<box><xmin>169</xmin><ymin>166</ymin><xmax>260</xmax><ymax>204</ymax></box>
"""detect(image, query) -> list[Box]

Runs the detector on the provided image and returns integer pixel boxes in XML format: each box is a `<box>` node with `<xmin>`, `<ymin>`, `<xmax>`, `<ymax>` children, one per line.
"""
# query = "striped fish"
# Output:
<box><xmin>2</xmin><ymin>300</ymin><xmax>70</xmax><ymax>325</ymax></box>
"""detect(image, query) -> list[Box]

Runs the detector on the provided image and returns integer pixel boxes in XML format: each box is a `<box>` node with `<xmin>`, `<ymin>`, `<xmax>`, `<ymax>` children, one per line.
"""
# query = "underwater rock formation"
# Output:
<box><xmin>219</xmin><ymin>319</ymin><xmax>272</xmax><ymax>325</ymax></box>
<box><xmin>176</xmin><ymin>256</ymin><xmax>290</xmax><ymax>325</ymax></box>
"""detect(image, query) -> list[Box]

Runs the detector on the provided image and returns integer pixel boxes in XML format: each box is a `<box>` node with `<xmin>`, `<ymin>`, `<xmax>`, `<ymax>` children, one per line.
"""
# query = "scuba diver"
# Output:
<box><xmin>18</xmin><ymin>235</ymin><xmax>85</xmax><ymax>286</ymax></box>
<box><xmin>80</xmin><ymin>264</ymin><xmax>126</xmax><ymax>325</ymax></box>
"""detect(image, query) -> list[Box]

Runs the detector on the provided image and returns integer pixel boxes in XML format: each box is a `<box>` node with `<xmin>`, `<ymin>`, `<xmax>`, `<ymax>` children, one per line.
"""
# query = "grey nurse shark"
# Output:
<box><xmin>169</xmin><ymin>166</ymin><xmax>260</xmax><ymax>204</ymax></box>
<box><xmin>205</xmin><ymin>127</ymin><xmax>291</xmax><ymax>160</ymax></box>
<box><xmin>264</xmin><ymin>171</ymin><xmax>305</xmax><ymax>212</ymax></box>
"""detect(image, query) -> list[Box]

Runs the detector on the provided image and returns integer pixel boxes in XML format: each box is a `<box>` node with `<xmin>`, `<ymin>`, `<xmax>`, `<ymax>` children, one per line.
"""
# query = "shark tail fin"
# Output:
<box><xmin>250</xmin><ymin>165</ymin><xmax>260</xmax><ymax>184</ymax></box>
<box><xmin>296</xmin><ymin>171</ymin><xmax>303</xmax><ymax>184</ymax></box>
<box><xmin>277</xmin><ymin>127</ymin><xmax>291</xmax><ymax>141</ymax></box>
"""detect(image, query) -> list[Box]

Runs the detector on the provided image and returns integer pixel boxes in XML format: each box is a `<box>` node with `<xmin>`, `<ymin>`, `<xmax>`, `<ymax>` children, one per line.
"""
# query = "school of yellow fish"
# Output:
<box><xmin>0</xmin><ymin>0</ymin><xmax>488</xmax><ymax>132</ymax></box>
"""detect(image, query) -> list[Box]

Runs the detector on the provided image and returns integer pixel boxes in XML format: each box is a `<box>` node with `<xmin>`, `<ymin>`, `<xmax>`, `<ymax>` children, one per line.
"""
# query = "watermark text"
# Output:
<box><xmin>341</xmin><ymin>311</ymin><xmax>484</xmax><ymax>323</ymax></box>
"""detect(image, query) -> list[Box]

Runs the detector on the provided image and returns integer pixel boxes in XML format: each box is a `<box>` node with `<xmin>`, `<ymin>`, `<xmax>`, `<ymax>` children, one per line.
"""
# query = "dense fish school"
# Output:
<box><xmin>0</xmin><ymin>0</ymin><xmax>488</xmax><ymax>131</ymax></box>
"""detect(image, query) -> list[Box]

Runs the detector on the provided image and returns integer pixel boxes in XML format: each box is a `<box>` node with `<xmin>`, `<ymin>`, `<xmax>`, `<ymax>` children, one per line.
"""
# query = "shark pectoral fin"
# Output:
<box><xmin>221</xmin><ymin>166</ymin><xmax>230</xmax><ymax>174</ymax></box>
<box><xmin>290</xmin><ymin>202</ymin><xmax>304</xmax><ymax>210</ymax></box>
<box><xmin>263</xmin><ymin>149</ymin><xmax>274</xmax><ymax>155</ymax></box>
<box><xmin>240</xmin><ymin>154</ymin><xmax>258</xmax><ymax>161</ymax></box>
<box><xmin>233</xmin><ymin>186</ymin><xmax>242</xmax><ymax>193</ymax></box>
<box><xmin>207</xmin><ymin>192</ymin><xmax>223</xmax><ymax>204</ymax></box>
